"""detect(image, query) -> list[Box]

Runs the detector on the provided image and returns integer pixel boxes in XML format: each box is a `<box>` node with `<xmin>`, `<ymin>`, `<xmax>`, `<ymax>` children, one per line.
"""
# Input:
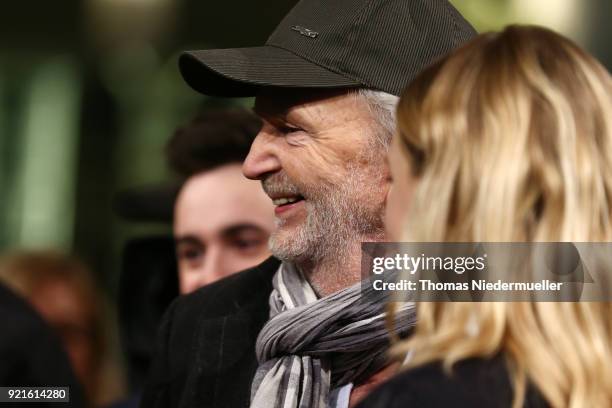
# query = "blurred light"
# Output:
<box><xmin>451</xmin><ymin>0</ymin><xmax>589</xmax><ymax>45</ymax></box>
<box><xmin>511</xmin><ymin>0</ymin><xmax>587</xmax><ymax>40</ymax></box>
<box><xmin>11</xmin><ymin>58</ymin><xmax>81</xmax><ymax>249</ymax></box>
<box><xmin>95</xmin><ymin>0</ymin><xmax>169</xmax><ymax>5</ymax></box>
<box><xmin>86</xmin><ymin>0</ymin><xmax>177</xmax><ymax>51</ymax></box>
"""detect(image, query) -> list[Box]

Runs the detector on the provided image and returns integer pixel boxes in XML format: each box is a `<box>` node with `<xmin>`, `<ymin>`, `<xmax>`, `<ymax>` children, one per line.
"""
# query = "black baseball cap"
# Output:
<box><xmin>179</xmin><ymin>0</ymin><xmax>477</xmax><ymax>97</ymax></box>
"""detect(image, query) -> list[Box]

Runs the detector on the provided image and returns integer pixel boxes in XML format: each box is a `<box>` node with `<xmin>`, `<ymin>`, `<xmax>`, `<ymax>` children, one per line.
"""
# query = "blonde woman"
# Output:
<box><xmin>359</xmin><ymin>26</ymin><xmax>612</xmax><ymax>408</ymax></box>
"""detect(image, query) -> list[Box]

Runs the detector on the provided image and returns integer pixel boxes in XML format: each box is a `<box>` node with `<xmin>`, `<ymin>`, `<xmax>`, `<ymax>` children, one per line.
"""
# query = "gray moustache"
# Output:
<box><xmin>261</xmin><ymin>174</ymin><xmax>302</xmax><ymax>197</ymax></box>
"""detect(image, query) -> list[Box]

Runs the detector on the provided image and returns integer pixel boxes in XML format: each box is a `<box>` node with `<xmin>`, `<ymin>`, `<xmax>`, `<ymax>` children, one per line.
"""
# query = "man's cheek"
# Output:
<box><xmin>307</xmin><ymin>141</ymin><xmax>353</xmax><ymax>173</ymax></box>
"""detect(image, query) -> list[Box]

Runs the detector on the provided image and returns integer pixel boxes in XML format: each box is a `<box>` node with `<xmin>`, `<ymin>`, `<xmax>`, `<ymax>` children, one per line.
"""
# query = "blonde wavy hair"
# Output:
<box><xmin>391</xmin><ymin>25</ymin><xmax>612</xmax><ymax>408</ymax></box>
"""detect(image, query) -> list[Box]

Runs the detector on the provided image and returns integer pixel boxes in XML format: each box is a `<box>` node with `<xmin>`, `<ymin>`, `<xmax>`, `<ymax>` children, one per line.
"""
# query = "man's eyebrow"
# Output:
<box><xmin>174</xmin><ymin>235</ymin><xmax>203</xmax><ymax>247</ymax></box>
<box><xmin>222</xmin><ymin>223</ymin><xmax>268</xmax><ymax>238</ymax></box>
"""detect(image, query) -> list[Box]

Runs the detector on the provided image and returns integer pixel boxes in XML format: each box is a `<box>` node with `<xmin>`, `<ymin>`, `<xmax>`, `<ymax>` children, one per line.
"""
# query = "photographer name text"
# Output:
<box><xmin>372</xmin><ymin>279</ymin><xmax>564</xmax><ymax>292</ymax></box>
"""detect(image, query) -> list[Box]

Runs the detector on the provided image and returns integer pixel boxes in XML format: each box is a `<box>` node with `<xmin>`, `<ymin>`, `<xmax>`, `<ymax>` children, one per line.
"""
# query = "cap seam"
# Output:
<box><xmin>337</xmin><ymin>0</ymin><xmax>378</xmax><ymax>89</ymax></box>
<box><xmin>442</xmin><ymin>0</ymin><xmax>465</xmax><ymax>47</ymax></box>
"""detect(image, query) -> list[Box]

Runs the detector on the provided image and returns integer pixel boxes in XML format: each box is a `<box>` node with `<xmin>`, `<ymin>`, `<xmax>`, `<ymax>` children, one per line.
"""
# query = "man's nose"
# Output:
<box><xmin>243</xmin><ymin>125</ymin><xmax>281</xmax><ymax>180</ymax></box>
<box><xmin>199</xmin><ymin>247</ymin><xmax>225</xmax><ymax>286</ymax></box>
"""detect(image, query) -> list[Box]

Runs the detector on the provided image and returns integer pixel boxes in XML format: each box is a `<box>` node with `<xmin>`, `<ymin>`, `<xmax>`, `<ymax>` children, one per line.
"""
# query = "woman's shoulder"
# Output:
<box><xmin>357</xmin><ymin>354</ymin><xmax>548</xmax><ymax>408</ymax></box>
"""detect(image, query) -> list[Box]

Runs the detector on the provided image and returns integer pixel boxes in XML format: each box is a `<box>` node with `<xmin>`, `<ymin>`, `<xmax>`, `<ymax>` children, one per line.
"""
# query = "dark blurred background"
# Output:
<box><xmin>0</xmin><ymin>0</ymin><xmax>610</xmax><ymax>405</ymax></box>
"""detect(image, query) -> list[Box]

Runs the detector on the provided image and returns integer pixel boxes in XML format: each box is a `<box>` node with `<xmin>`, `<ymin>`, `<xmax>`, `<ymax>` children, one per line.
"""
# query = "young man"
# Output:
<box><xmin>167</xmin><ymin>109</ymin><xmax>275</xmax><ymax>294</ymax></box>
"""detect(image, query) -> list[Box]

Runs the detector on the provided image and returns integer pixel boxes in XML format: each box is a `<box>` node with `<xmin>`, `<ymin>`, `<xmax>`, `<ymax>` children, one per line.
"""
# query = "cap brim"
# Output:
<box><xmin>179</xmin><ymin>45</ymin><xmax>360</xmax><ymax>97</ymax></box>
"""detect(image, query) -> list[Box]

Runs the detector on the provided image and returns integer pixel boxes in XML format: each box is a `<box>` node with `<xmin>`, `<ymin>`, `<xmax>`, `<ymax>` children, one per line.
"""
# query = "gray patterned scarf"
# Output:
<box><xmin>250</xmin><ymin>262</ymin><xmax>415</xmax><ymax>408</ymax></box>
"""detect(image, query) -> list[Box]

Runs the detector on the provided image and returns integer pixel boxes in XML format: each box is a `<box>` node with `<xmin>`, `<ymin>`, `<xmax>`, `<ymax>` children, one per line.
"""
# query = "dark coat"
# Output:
<box><xmin>356</xmin><ymin>354</ymin><xmax>548</xmax><ymax>408</ymax></box>
<box><xmin>140</xmin><ymin>256</ymin><xmax>280</xmax><ymax>408</ymax></box>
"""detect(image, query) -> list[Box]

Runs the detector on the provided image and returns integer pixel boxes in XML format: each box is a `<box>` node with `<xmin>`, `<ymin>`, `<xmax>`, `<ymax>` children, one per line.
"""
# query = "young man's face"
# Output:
<box><xmin>173</xmin><ymin>163</ymin><xmax>275</xmax><ymax>294</ymax></box>
<box><xmin>243</xmin><ymin>89</ymin><xmax>390</xmax><ymax>264</ymax></box>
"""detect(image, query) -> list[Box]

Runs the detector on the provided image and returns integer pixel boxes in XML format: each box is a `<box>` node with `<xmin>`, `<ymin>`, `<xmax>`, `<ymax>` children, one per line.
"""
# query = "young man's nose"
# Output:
<box><xmin>198</xmin><ymin>247</ymin><xmax>226</xmax><ymax>287</ymax></box>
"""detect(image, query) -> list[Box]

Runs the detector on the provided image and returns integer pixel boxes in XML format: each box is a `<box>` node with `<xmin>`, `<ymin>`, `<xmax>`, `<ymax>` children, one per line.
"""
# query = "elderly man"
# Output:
<box><xmin>141</xmin><ymin>1</ymin><xmax>476</xmax><ymax>407</ymax></box>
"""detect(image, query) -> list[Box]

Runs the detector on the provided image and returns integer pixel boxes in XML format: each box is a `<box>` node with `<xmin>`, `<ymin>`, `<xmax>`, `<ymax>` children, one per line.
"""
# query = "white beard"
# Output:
<box><xmin>268</xmin><ymin>163</ymin><xmax>386</xmax><ymax>265</ymax></box>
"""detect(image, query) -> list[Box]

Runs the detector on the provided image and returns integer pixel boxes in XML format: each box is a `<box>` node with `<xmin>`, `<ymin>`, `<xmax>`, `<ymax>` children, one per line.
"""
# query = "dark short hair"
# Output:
<box><xmin>165</xmin><ymin>108</ymin><xmax>262</xmax><ymax>178</ymax></box>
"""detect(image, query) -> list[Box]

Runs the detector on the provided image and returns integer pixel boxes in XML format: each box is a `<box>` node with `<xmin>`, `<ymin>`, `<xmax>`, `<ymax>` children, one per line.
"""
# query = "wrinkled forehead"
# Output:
<box><xmin>253</xmin><ymin>88</ymin><xmax>360</xmax><ymax>118</ymax></box>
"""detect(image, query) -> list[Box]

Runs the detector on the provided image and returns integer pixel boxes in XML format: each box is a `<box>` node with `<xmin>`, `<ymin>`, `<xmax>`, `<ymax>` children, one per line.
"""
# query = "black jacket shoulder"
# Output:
<box><xmin>141</xmin><ymin>256</ymin><xmax>280</xmax><ymax>408</ymax></box>
<box><xmin>172</xmin><ymin>255</ymin><xmax>280</xmax><ymax>320</ymax></box>
<box><xmin>357</xmin><ymin>355</ymin><xmax>548</xmax><ymax>408</ymax></box>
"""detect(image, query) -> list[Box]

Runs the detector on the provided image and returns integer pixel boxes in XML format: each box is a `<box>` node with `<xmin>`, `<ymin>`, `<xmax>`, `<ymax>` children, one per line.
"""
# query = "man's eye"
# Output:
<box><xmin>178</xmin><ymin>247</ymin><xmax>203</xmax><ymax>261</ymax></box>
<box><xmin>233</xmin><ymin>239</ymin><xmax>263</xmax><ymax>249</ymax></box>
<box><xmin>281</xmin><ymin>125</ymin><xmax>303</xmax><ymax>134</ymax></box>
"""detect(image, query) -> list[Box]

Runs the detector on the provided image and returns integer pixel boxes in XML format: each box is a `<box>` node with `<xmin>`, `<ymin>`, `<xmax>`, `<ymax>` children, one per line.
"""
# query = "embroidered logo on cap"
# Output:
<box><xmin>291</xmin><ymin>25</ymin><xmax>318</xmax><ymax>38</ymax></box>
